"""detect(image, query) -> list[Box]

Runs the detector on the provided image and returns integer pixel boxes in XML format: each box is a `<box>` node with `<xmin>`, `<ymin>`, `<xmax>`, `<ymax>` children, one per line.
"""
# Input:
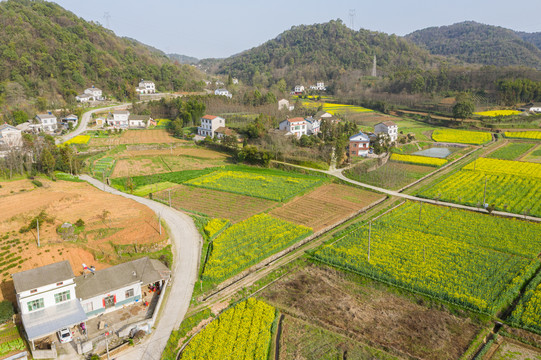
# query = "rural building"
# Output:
<box><xmin>313</xmin><ymin>111</ymin><xmax>333</xmax><ymax>121</ymax></box>
<box><xmin>83</xmin><ymin>86</ymin><xmax>103</xmax><ymax>100</ymax></box>
<box><xmin>278</xmin><ymin>99</ymin><xmax>294</xmax><ymax>111</ymax></box>
<box><xmin>294</xmin><ymin>85</ymin><xmax>305</xmax><ymax>94</ymax></box>
<box><xmin>349</xmin><ymin>131</ymin><xmax>371</xmax><ymax>157</ymax></box>
<box><xmin>374</xmin><ymin>121</ymin><xmax>398</xmax><ymax>142</ymax></box>
<box><xmin>203</xmin><ymin>80</ymin><xmax>212</xmax><ymax>86</ymax></box>
<box><xmin>305</xmin><ymin>117</ymin><xmax>321</xmax><ymax>135</ymax></box>
<box><xmin>35</xmin><ymin>113</ymin><xmax>58</xmax><ymax>132</ymax></box>
<box><xmin>128</xmin><ymin>115</ymin><xmax>152</xmax><ymax>129</ymax></box>
<box><xmin>0</xmin><ymin>124</ymin><xmax>23</xmax><ymax>148</ymax></box>
<box><xmin>95</xmin><ymin>117</ymin><xmax>106</xmax><ymax>128</ymax></box>
<box><xmin>61</xmin><ymin>114</ymin><xmax>78</xmax><ymax>129</ymax></box>
<box><xmin>12</xmin><ymin>258</ymin><xmax>170</xmax><ymax>356</ymax></box>
<box><xmin>12</xmin><ymin>261</ymin><xmax>88</xmax><ymax>349</ymax></box>
<box><xmin>198</xmin><ymin>115</ymin><xmax>225</xmax><ymax>138</ymax></box>
<box><xmin>214</xmin><ymin>88</ymin><xmax>232</xmax><ymax>98</ymax></box>
<box><xmin>75</xmin><ymin>94</ymin><xmax>92</xmax><ymax>103</ymax></box>
<box><xmin>107</xmin><ymin>111</ymin><xmax>130</xmax><ymax>129</ymax></box>
<box><xmin>232</xmin><ymin>78</ymin><xmax>239</xmax><ymax>85</ymax></box>
<box><xmin>215</xmin><ymin>127</ymin><xmax>237</xmax><ymax>140</ymax></box>
<box><xmin>309</xmin><ymin>82</ymin><xmax>326</xmax><ymax>91</ymax></box>
<box><xmin>279</xmin><ymin>117</ymin><xmax>307</xmax><ymax>138</ymax></box>
<box><xmin>136</xmin><ymin>80</ymin><xmax>156</xmax><ymax>94</ymax></box>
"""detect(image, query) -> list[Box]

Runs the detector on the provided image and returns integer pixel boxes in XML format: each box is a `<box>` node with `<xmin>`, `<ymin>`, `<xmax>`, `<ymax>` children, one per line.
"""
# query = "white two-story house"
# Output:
<box><xmin>0</xmin><ymin>124</ymin><xmax>23</xmax><ymax>149</ymax></box>
<box><xmin>374</xmin><ymin>121</ymin><xmax>398</xmax><ymax>142</ymax></box>
<box><xmin>198</xmin><ymin>115</ymin><xmax>225</xmax><ymax>138</ymax></box>
<box><xmin>214</xmin><ymin>89</ymin><xmax>232</xmax><ymax>98</ymax></box>
<box><xmin>84</xmin><ymin>86</ymin><xmax>103</xmax><ymax>100</ymax></box>
<box><xmin>35</xmin><ymin>113</ymin><xmax>58</xmax><ymax>132</ymax></box>
<box><xmin>305</xmin><ymin>117</ymin><xmax>321</xmax><ymax>135</ymax></box>
<box><xmin>136</xmin><ymin>80</ymin><xmax>156</xmax><ymax>94</ymax></box>
<box><xmin>107</xmin><ymin>111</ymin><xmax>130</xmax><ymax>129</ymax></box>
<box><xmin>12</xmin><ymin>261</ymin><xmax>87</xmax><ymax>347</ymax></box>
<box><xmin>294</xmin><ymin>85</ymin><xmax>305</xmax><ymax>94</ymax></box>
<box><xmin>279</xmin><ymin>117</ymin><xmax>307</xmax><ymax>138</ymax></box>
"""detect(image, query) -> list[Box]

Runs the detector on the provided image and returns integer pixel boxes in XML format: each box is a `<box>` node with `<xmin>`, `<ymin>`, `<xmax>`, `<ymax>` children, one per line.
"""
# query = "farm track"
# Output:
<box><xmin>79</xmin><ymin>175</ymin><xmax>201</xmax><ymax>360</ymax></box>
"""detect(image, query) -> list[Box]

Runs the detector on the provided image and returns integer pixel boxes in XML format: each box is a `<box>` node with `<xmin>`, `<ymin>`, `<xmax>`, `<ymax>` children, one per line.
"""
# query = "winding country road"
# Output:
<box><xmin>80</xmin><ymin>175</ymin><xmax>201</xmax><ymax>360</ymax></box>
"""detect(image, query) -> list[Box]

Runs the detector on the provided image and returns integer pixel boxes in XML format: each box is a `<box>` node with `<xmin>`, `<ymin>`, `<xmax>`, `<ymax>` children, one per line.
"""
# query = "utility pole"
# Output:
<box><xmin>105</xmin><ymin>332</ymin><xmax>110</xmax><ymax>360</ymax></box>
<box><xmin>168</xmin><ymin>189</ymin><xmax>172</xmax><ymax>207</ymax></box>
<box><xmin>418</xmin><ymin>202</ymin><xmax>422</xmax><ymax>226</ymax></box>
<box><xmin>367</xmin><ymin>221</ymin><xmax>371</xmax><ymax>262</ymax></box>
<box><xmin>37</xmin><ymin>218</ymin><xmax>40</xmax><ymax>248</ymax></box>
<box><xmin>159</xmin><ymin>213</ymin><xmax>162</xmax><ymax>235</ymax></box>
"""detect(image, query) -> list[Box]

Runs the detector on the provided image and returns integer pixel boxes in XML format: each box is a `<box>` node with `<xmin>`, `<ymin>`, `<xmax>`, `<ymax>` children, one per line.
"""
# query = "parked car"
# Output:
<box><xmin>57</xmin><ymin>328</ymin><xmax>73</xmax><ymax>343</ymax></box>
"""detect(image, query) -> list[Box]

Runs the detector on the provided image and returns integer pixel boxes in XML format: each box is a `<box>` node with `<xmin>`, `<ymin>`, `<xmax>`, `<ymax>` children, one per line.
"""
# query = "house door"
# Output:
<box><xmin>104</xmin><ymin>295</ymin><xmax>115</xmax><ymax>308</ymax></box>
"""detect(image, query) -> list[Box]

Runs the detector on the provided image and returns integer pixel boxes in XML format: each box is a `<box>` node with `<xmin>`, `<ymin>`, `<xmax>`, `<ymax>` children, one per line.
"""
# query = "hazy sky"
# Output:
<box><xmin>52</xmin><ymin>0</ymin><xmax>541</xmax><ymax>59</ymax></box>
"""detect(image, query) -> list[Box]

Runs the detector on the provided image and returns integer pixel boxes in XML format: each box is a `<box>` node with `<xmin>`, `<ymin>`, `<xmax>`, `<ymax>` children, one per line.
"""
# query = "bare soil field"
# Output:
<box><xmin>352</xmin><ymin>112</ymin><xmax>399</xmax><ymax>125</ymax></box>
<box><xmin>118</xmin><ymin>147</ymin><xmax>228</xmax><ymax>159</ymax></box>
<box><xmin>489</xmin><ymin>338</ymin><xmax>541</xmax><ymax>360</ymax></box>
<box><xmin>261</xmin><ymin>265</ymin><xmax>481</xmax><ymax>360</ymax></box>
<box><xmin>270</xmin><ymin>184</ymin><xmax>385</xmax><ymax>231</ymax></box>
<box><xmin>0</xmin><ymin>178</ymin><xmax>167</xmax><ymax>301</ymax></box>
<box><xmin>89</xmin><ymin>129</ymin><xmax>186</xmax><ymax>146</ymax></box>
<box><xmin>154</xmin><ymin>184</ymin><xmax>276</xmax><ymax>222</ymax></box>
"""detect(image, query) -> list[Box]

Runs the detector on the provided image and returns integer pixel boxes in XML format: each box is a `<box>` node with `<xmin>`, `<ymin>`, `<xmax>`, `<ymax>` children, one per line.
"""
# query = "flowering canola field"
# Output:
<box><xmin>504</xmin><ymin>131</ymin><xmax>541</xmax><ymax>140</ymax></box>
<box><xmin>474</xmin><ymin>110</ymin><xmax>521</xmax><ymax>117</ymax></box>
<box><xmin>432</xmin><ymin>129</ymin><xmax>492</xmax><ymax>145</ymax></box>
<box><xmin>311</xmin><ymin>202</ymin><xmax>541</xmax><ymax>314</ymax></box>
<box><xmin>180</xmin><ymin>298</ymin><xmax>275</xmax><ymax>360</ymax></box>
<box><xmin>185</xmin><ymin>170</ymin><xmax>324</xmax><ymax>202</ymax></box>
<box><xmin>301</xmin><ymin>100</ymin><xmax>373</xmax><ymax>114</ymax></box>
<box><xmin>202</xmin><ymin>214</ymin><xmax>312</xmax><ymax>282</ymax></box>
<box><xmin>64</xmin><ymin>135</ymin><xmax>91</xmax><ymax>145</ymax></box>
<box><xmin>510</xmin><ymin>272</ymin><xmax>541</xmax><ymax>334</ymax></box>
<box><xmin>418</xmin><ymin>158</ymin><xmax>541</xmax><ymax>217</ymax></box>
<box><xmin>390</xmin><ymin>153</ymin><xmax>448</xmax><ymax>167</ymax></box>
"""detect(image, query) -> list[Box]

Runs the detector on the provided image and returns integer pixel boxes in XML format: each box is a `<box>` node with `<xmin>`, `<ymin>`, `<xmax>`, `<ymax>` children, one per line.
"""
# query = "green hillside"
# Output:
<box><xmin>0</xmin><ymin>0</ymin><xmax>203</xmax><ymax>108</ymax></box>
<box><xmin>215</xmin><ymin>20</ymin><xmax>440</xmax><ymax>86</ymax></box>
<box><xmin>406</xmin><ymin>21</ymin><xmax>541</xmax><ymax>69</ymax></box>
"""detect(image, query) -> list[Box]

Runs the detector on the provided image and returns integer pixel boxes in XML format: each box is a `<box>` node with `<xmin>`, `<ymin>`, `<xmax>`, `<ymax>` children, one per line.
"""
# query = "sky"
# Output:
<box><xmin>52</xmin><ymin>0</ymin><xmax>541</xmax><ymax>59</ymax></box>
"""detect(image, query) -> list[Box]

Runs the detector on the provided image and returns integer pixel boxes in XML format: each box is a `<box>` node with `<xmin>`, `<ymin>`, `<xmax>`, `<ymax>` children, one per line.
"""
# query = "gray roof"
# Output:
<box><xmin>349</xmin><ymin>131</ymin><xmax>370</xmax><ymax>142</ymax></box>
<box><xmin>22</xmin><ymin>300</ymin><xmax>87</xmax><ymax>340</ymax></box>
<box><xmin>12</xmin><ymin>261</ymin><xmax>74</xmax><ymax>294</ymax></box>
<box><xmin>129</xmin><ymin>115</ymin><xmax>150</xmax><ymax>121</ymax></box>
<box><xmin>113</xmin><ymin>110</ymin><xmax>130</xmax><ymax>115</ymax></box>
<box><xmin>0</xmin><ymin>124</ymin><xmax>19</xmax><ymax>132</ymax></box>
<box><xmin>75</xmin><ymin>257</ymin><xmax>170</xmax><ymax>300</ymax></box>
<box><xmin>36</xmin><ymin>113</ymin><xmax>56</xmax><ymax>120</ymax></box>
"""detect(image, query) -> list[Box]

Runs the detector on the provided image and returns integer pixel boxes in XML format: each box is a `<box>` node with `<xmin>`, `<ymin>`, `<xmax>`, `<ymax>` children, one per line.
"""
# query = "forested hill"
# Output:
<box><xmin>215</xmin><ymin>20</ymin><xmax>440</xmax><ymax>86</ymax></box>
<box><xmin>0</xmin><ymin>0</ymin><xmax>203</xmax><ymax>108</ymax></box>
<box><xmin>406</xmin><ymin>21</ymin><xmax>541</xmax><ymax>69</ymax></box>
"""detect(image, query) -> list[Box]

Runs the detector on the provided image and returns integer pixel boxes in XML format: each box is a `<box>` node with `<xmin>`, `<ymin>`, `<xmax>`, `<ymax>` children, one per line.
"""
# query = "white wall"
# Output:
<box><xmin>80</xmin><ymin>283</ymin><xmax>142</xmax><ymax>317</ymax></box>
<box><xmin>18</xmin><ymin>280</ymin><xmax>76</xmax><ymax>315</ymax></box>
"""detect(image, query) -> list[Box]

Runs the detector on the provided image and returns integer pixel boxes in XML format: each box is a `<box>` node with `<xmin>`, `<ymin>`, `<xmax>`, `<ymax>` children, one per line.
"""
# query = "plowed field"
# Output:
<box><xmin>89</xmin><ymin>129</ymin><xmax>186</xmax><ymax>146</ymax></box>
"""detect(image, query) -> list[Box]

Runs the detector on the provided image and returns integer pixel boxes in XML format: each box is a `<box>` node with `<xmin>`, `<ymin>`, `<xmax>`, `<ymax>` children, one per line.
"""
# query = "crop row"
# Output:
<box><xmin>390</xmin><ymin>153</ymin><xmax>447</xmax><ymax>167</ymax></box>
<box><xmin>202</xmin><ymin>214</ymin><xmax>312</xmax><ymax>283</ymax></box>
<box><xmin>486</xmin><ymin>143</ymin><xmax>535</xmax><ymax>161</ymax></box>
<box><xmin>504</xmin><ymin>131</ymin><xmax>541</xmax><ymax>140</ymax></box>
<box><xmin>180</xmin><ymin>298</ymin><xmax>275</xmax><ymax>360</ymax></box>
<box><xmin>310</xmin><ymin>202</ymin><xmax>541</xmax><ymax>314</ymax></box>
<box><xmin>432</xmin><ymin>129</ymin><xmax>492</xmax><ymax>145</ymax></box>
<box><xmin>510</xmin><ymin>272</ymin><xmax>541</xmax><ymax>334</ymax></box>
<box><xmin>474</xmin><ymin>110</ymin><xmax>521</xmax><ymax>117</ymax></box>
<box><xmin>185</xmin><ymin>170</ymin><xmax>324</xmax><ymax>202</ymax></box>
<box><xmin>463</xmin><ymin>158</ymin><xmax>541</xmax><ymax>179</ymax></box>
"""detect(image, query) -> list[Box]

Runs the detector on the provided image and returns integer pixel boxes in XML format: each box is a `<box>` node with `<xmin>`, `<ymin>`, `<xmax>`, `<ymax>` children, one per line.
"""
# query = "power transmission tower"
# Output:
<box><xmin>103</xmin><ymin>12</ymin><xmax>111</xmax><ymax>28</ymax></box>
<box><xmin>348</xmin><ymin>9</ymin><xmax>356</xmax><ymax>30</ymax></box>
<box><xmin>371</xmin><ymin>55</ymin><xmax>377</xmax><ymax>77</ymax></box>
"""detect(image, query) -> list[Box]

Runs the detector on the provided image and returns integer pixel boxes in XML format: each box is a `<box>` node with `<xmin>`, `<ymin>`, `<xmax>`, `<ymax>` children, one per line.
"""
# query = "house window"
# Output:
<box><xmin>27</xmin><ymin>298</ymin><xmax>44</xmax><ymax>312</ymax></box>
<box><xmin>54</xmin><ymin>290</ymin><xmax>71</xmax><ymax>304</ymax></box>
<box><xmin>83</xmin><ymin>302</ymin><xmax>93</xmax><ymax>313</ymax></box>
<box><xmin>30</xmin><ymin>289</ymin><xmax>37</xmax><ymax>294</ymax></box>
<box><xmin>104</xmin><ymin>295</ymin><xmax>115</xmax><ymax>308</ymax></box>
<box><xmin>56</xmin><ymin>282</ymin><xmax>63</xmax><ymax>286</ymax></box>
<box><xmin>125</xmin><ymin>288</ymin><xmax>134</xmax><ymax>299</ymax></box>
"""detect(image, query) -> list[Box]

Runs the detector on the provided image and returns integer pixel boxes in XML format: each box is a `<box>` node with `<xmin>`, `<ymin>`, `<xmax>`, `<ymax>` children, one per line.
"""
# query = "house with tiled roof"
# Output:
<box><xmin>278</xmin><ymin>117</ymin><xmax>307</xmax><ymax>138</ymax></box>
<box><xmin>0</xmin><ymin>124</ymin><xmax>23</xmax><ymax>148</ymax></box>
<box><xmin>198</xmin><ymin>115</ymin><xmax>225</xmax><ymax>138</ymax></box>
<box><xmin>374</xmin><ymin>121</ymin><xmax>398</xmax><ymax>142</ymax></box>
<box><xmin>349</xmin><ymin>131</ymin><xmax>371</xmax><ymax>157</ymax></box>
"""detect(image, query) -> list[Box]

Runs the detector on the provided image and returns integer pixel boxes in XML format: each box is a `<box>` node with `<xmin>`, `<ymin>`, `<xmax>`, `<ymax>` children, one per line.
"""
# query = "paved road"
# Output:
<box><xmin>80</xmin><ymin>175</ymin><xmax>201</xmax><ymax>360</ymax></box>
<box><xmin>279</xmin><ymin>162</ymin><xmax>541</xmax><ymax>223</ymax></box>
<box><xmin>58</xmin><ymin>103</ymin><xmax>130</xmax><ymax>144</ymax></box>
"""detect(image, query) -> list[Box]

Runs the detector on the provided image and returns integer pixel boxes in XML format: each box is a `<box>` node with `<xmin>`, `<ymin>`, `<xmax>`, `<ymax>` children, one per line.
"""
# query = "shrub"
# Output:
<box><xmin>0</xmin><ymin>301</ymin><xmax>14</xmax><ymax>323</ymax></box>
<box><xmin>31</xmin><ymin>180</ymin><xmax>43</xmax><ymax>187</ymax></box>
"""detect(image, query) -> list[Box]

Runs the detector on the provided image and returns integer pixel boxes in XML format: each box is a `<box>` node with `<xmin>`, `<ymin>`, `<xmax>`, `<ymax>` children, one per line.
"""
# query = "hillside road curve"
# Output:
<box><xmin>79</xmin><ymin>175</ymin><xmax>201</xmax><ymax>360</ymax></box>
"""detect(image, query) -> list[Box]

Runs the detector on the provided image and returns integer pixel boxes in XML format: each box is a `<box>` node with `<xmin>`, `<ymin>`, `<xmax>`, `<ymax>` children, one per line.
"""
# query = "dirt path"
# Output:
<box><xmin>79</xmin><ymin>176</ymin><xmax>201</xmax><ymax>360</ymax></box>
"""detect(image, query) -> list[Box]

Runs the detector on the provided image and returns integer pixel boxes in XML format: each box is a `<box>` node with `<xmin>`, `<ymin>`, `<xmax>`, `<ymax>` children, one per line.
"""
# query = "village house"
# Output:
<box><xmin>95</xmin><ymin>117</ymin><xmax>106</xmax><ymax>128</ymax></box>
<box><xmin>35</xmin><ymin>113</ymin><xmax>58</xmax><ymax>132</ymax></box>
<box><xmin>0</xmin><ymin>124</ymin><xmax>23</xmax><ymax>148</ymax></box>
<box><xmin>294</xmin><ymin>85</ymin><xmax>305</xmax><ymax>94</ymax></box>
<box><xmin>232</xmin><ymin>78</ymin><xmax>239</xmax><ymax>85</ymax></box>
<box><xmin>12</xmin><ymin>258</ymin><xmax>170</xmax><ymax>358</ymax></box>
<box><xmin>519</xmin><ymin>102</ymin><xmax>541</xmax><ymax>113</ymax></box>
<box><xmin>136</xmin><ymin>80</ymin><xmax>156</xmax><ymax>94</ymax></box>
<box><xmin>214</xmin><ymin>126</ymin><xmax>237</xmax><ymax>140</ymax></box>
<box><xmin>309</xmin><ymin>82</ymin><xmax>326</xmax><ymax>91</ymax></box>
<box><xmin>278</xmin><ymin>99</ymin><xmax>294</xmax><ymax>111</ymax></box>
<box><xmin>75</xmin><ymin>94</ymin><xmax>92</xmax><ymax>103</ymax></box>
<box><xmin>107</xmin><ymin>110</ymin><xmax>130</xmax><ymax>129</ymax></box>
<box><xmin>198</xmin><ymin>115</ymin><xmax>225</xmax><ymax>138</ymax></box>
<box><xmin>349</xmin><ymin>131</ymin><xmax>371</xmax><ymax>157</ymax></box>
<box><xmin>61</xmin><ymin>114</ymin><xmax>78</xmax><ymax>129</ymax></box>
<box><xmin>214</xmin><ymin>88</ymin><xmax>232</xmax><ymax>98</ymax></box>
<box><xmin>278</xmin><ymin>117</ymin><xmax>307</xmax><ymax>138</ymax></box>
<box><xmin>374</xmin><ymin>121</ymin><xmax>398</xmax><ymax>142</ymax></box>
<box><xmin>128</xmin><ymin>115</ymin><xmax>152</xmax><ymax>129</ymax></box>
<box><xmin>83</xmin><ymin>86</ymin><xmax>103</xmax><ymax>100</ymax></box>
<box><xmin>305</xmin><ymin>116</ymin><xmax>321</xmax><ymax>135</ymax></box>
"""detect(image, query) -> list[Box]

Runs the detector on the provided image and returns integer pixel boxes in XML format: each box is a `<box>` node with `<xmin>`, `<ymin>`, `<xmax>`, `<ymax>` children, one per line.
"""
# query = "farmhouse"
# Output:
<box><xmin>214</xmin><ymin>88</ymin><xmax>232</xmax><ymax>98</ymax></box>
<box><xmin>107</xmin><ymin>110</ymin><xmax>130</xmax><ymax>129</ymax></box>
<box><xmin>305</xmin><ymin>116</ymin><xmax>321</xmax><ymax>135</ymax></box>
<box><xmin>294</xmin><ymin>85</ymin><xmax>305</xmax><ymax>94</ymax></box>
<box><xmin>35</xmin><ymin>113</ymin><xmax>58</xmax><ymax>132</ymax></box>
<box><xmin>128</xmin><ymin>115</ymin><xmax>152</xmax><ymax>129</ymax></box>
<box><xmin>75</xmin><ymin>93</ymin><xmax>92</xmax><ymax>103</ymax></box>
<box><xmin>12</xmin><ymin>258</ymin><xmax>170</xmax><ymax>356</ymax></box>
<box><xmin>83</xmin><ymin>86</ymin><xmax>103</xmax><ymax>100</ymax></box>
<box><xmin>349</xmin><ymin>131</ymin><xmax>371</xmax><ymax>157</ymax></box>
<box><xmin>198</xmin><ymin>115</ymin><xmax>226</xmax><ymax>138</ymax></box>
<box><xmin>309</xmin><ymin>82</ymin><xmax>326</xmax><ymax>91</ymax></box>
<box><xmin>136</xmin><ymin>80</ymin><xmax>156</xmax><ymax>94</ymax></box>
<box><xmin>374</xmin><ymin>121</ymin><xmax>398</xmax><ymax>142</ymax></box>
<box><xmin>0</xmin><ymin>123</ymin><xmax>23</xmax><ymax>148</ymax></box>
<box><xmin>61</xmin><ymin>114</ymin><xmax>78</xmax><ymax>129</ymax></box>
<box><xmin>215</xmin><ymin>126</ymin><xmax>237</xmax><ymax>140</ymax></box>
<box><xmin>278</xmin><ymin>117</ymin><xmax>307</xmax><ymax>138</ymax></box>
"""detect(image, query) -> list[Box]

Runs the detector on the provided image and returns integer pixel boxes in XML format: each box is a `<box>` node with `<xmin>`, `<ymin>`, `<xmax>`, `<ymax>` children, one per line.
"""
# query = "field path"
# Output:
<box><xmin>79</xmin><ymin>175</ymin><xmax>201</xmax><ymax>360</ymax></box>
